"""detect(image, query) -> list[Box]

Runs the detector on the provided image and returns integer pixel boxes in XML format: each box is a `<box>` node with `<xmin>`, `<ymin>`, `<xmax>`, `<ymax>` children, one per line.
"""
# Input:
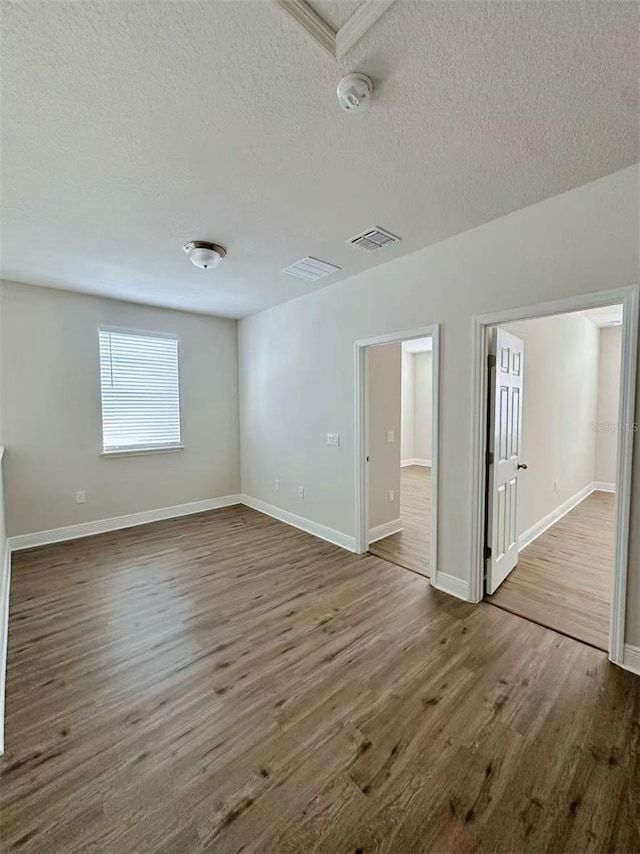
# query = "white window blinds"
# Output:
<box><xmin>99</xmin><ymin>328</ymin><xmax>181</xmax><ymax>452</ymax></box>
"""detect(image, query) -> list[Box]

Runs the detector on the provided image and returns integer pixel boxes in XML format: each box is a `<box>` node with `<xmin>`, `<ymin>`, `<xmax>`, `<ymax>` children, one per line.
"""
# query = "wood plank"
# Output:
<box><xmin>487</xmin><ymin>491</ymin><xmax>613</xmax><ymax>650</ymax></box>
<box><xmin>369</xmin><ymin>464</ymin><xmax>431</xmax><ymax>576</ymax></box>
<box><xmin>1</xmin><ymin>503</ymin><xmax>638</xmax><ymax>852</ymax></box>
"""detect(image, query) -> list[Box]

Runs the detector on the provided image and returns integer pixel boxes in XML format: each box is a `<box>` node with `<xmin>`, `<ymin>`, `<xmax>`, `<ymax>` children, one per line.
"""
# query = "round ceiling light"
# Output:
<box><xmin>183</xmin><ymin>241</ymin><xmax>226</xmax><ymax>269</ymax></box>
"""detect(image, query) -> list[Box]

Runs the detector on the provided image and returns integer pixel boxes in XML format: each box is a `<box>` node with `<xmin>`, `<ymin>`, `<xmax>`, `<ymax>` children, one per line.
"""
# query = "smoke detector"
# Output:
<box><xmin>183</xmin><ymin>241</ymin><xmax>226</xmax><ymax>269</ymax></box>
<box><xmin>337</xmin><ymin>73</ymin><xmax>373</xmax><ymax>112</ymax></box>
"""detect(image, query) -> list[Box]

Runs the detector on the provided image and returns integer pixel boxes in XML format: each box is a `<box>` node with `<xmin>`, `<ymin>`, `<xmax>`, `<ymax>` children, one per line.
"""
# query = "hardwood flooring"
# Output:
<box><xmin>487</xmin><ymin>491</ymin><xmax>614</xmax><ymax>651</ymax></box>
<box><xmin>368</xmin><ymin>465</ymin><xmax>431</xmax><ymax>577</ymax></box>
<box><xmin>2</xmin><ymin>504</ymin><xmax>639</xmax><ymax>853</ymax></box>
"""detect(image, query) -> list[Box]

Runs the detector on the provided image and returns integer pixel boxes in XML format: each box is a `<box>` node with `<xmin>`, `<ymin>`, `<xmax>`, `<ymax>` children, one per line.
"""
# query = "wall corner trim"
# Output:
<box><xmin>621</xmin><ymin>645</ymin><xmax>640</xmax><ymax>676</ymax></box>
<box><xmin>0</xmin><ymin>540</ymin><xmax>11</xmax><ymax>756</ymax></box>
<box><xmin>241</xmin><ymin>495</ymin><xmax>356</xmax><ymax>552</ymax></box>
<box><xmin>7</xmin><ymin>495</ymin><xmax>244</xmax><ymax>552</ymax></box>
<box><xmin>368</xmin><ymin>518</ymin><xmax>403</xmax><ymax>543</ymax></box>
<box><xmin>431</xmin><ymin>571</ymin><xmax>469</xmax><ymax>601</ymax></box>
<box><xmin>592</xmin><ymin>481</ymin><xmax>616</xmax><ymax>493</ymax></box>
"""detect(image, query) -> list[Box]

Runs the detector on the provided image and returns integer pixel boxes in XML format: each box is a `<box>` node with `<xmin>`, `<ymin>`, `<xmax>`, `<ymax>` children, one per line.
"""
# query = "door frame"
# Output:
<box><xmin>469</xmin><ymin>286</ymin><xmax>639</xmax><ymax>665</ymax></box>
<box><xmin>354</xmin><ymin>323</ymin><xmax>440</xmax><ymax>586</ymax></box>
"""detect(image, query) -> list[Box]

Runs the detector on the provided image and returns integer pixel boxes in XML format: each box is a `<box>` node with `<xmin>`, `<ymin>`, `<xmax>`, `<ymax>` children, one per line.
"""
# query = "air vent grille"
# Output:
<box><xmin>282</xmin><ymin>256</ymin><xmax>341</xmax><ymax>281</ymax></box>
<box><xmin>347</xmin><ymin>226</ymin><xmax>400</xmax><ymax>252</ymax></box>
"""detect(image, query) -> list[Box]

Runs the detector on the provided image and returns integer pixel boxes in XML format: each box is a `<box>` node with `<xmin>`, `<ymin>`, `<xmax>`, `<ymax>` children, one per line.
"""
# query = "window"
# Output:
<box><xmin>99</xmin><ymin>327</ymin><xmax>181</xmax><ymax>453</ymax></box>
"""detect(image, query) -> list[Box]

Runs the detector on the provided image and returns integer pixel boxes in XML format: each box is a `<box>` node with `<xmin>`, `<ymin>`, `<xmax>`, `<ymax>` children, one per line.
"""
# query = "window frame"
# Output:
<box><xmin>98</xmin><ymin>325</ymin><xmax>183</xmax><ymax>457</ymax></box>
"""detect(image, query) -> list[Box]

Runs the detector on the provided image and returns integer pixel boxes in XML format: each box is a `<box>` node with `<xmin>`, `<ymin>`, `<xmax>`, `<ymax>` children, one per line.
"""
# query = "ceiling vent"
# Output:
<box><xmin>282</xmin><ymin>256</ymin><xmax>341</xmax><ymax>281</ymax></box>
<box><xmin>347</xmin><ymin>226</ymin><xmax>399</xmax><ymax>252</ymax></box>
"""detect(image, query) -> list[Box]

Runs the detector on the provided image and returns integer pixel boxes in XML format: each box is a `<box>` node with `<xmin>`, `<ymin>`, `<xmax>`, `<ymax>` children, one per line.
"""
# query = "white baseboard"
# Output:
<box><xmin>368</xmin><ymin>518</ymin><xmax>403</xmax><ymax>544</ymax></box>
<box><xmin>8</xmin><ymin>495</ymin><xmax>243</xmax><ymax>552</ymax></box>
<box><xmin>592</xmin><ymin>481</ymin><xmax>616</xmax><ymax>493</ymax></box>
<box><xmin>431</xmin><ymin>571</ymin><xmax>469</xmax><ymax>601</ymax></box>
<box><xmin>401</xmin><ymin>458</ymin><xmax>431</xmax><ymax>468</ymax></box>
<box><xmin>518</xmin><ymin>482</ymin><xmax>603</xmax><ymax>552</ymax></box>
<box><xmin>0</xmin><ymin>539</ymin><xmax>10</xmax><ymax>755</ymax></box>
<box><xmin>241</xmin><ymin>495</ymin><xmax>356</xmax><ymax>552</ymax></box>
<box><xmin>622</xmin><ymin>644</ymin><xmax>640</xmax><ymax>676</ymax></box>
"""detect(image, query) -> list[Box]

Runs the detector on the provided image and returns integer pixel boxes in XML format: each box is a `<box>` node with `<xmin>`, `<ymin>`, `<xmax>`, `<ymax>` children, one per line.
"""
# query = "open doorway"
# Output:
<box><xmin>367</xmin><ymin>337</ymin><xmax>433</xmax><ymax>576</ymax></box>
<box><xmin>354</xmin><ymin>326</ymin><xmax>439</xmax><ymax>584</ymax></box>
<box><xmin>470</xmin><ymin>288</ymin><xmax>638</xmax><ymax>665</ymax></box>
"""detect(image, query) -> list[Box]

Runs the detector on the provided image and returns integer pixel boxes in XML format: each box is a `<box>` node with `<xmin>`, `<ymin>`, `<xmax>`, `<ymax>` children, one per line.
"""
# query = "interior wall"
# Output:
<box><xmin>238</xmin><ymin>165</ymin><xmax>640</xmax><ymax>645</ymax></box>
<box><xmin>0</xmin><ymin>281</ymin><xmax>240</xmax><ymax>536</ymax></box>
<box><xmin>401</xmin><ymin>350</ymin><xmax>432</xmax><ymax>464</ymax></box>
<box><xmin>400</xmin><ymin>349</ymin><xmax>415</xmax><ymax>462</ymax></box>
<box><xmin>501</xmin><ymin>313</ymin><xmax>599</xmax><ymax>539</ymax></box>
<box><xmin>595</xmin><ymin>326</ymin><xmax>623</xmax><ymax>485</ymax></box>
<box><xmin>413</xmin><ymin>352</ymin><xmax>433</xmax><ymax>463</ymax></box>
<box><xmin>368</xmin><ymin>343</ymin><xmax>402</xmax><ymax>530</ymax></box>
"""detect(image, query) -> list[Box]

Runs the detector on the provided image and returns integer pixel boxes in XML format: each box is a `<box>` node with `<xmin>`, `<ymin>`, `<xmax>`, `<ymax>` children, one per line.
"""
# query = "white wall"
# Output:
<box><xmin>0</xmin><ymin>281</ymin><xmax>240</xmax><ymax>535</ymax></box>
<box><xmin>502</xmin><ymin>313</ymin><xmax>599</xmax><ymax>538</ymax></box>
<box><xmin>238</xmin><ymin>166</ymin><xmax>640</xmax><ymax>645</ymax></box>
<box><xmin>596</xmin><ymin>326</ymin><xmax>623</xmax><ymax>485</ymax></box>
<box><xmin>368</xmin><ymin>344</ymin><xmax>401</xmax><ymax>530</ymax></box>
<box><xmin>400</xmin><ymin>349</ymin><xmax>415</xmax><ymax>462</ymax></box>
<box><xmin>401</xmin><ymin>350</ymin><xmax>432</xmax><ymax>464</ymax></box>
<box><xmin>413</xmin><ymin>352</ymin><xmax>433</xmax><ymax>463</ymax></box>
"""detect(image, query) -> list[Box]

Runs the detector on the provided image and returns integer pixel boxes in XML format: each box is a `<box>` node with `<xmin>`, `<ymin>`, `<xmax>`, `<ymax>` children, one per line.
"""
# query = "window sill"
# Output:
<box><xmin>101</xmin><ymin>446</ymin><xmax>184</xmax><ymax>458</ymax></box>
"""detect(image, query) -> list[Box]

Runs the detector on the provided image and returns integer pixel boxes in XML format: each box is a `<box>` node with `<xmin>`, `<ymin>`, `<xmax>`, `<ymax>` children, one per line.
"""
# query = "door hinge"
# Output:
<box><xmin>487</xmin><ymin>354</ymin><xmax>496</xmax><ymax>368</ymax></box>
<box><xmin>485</xmin><ymin>451</ymin><xmax>494</xmax><ymax>466</ymax></box>
<box><xmin>484</xmin><ymin>545</ymin><xmax>492</xmax><ymax>560</ymax></box>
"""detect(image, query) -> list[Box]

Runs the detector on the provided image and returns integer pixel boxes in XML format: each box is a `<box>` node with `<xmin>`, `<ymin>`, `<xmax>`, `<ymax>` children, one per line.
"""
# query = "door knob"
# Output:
<box><xmin>517</xmin><ymin>463</ymin><xmax>528</xmax><ymax>470</ymax></box>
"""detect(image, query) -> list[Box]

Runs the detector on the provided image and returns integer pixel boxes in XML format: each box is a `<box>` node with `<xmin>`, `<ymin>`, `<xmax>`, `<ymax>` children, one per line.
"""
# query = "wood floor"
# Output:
<box><xmin>368</xmin><ymin>465</ymin><xmax>431</xmax><ymax>576</ymax></box>
<box><xmin>488</xmin><ymin>491</ymin><xmax>614</xmax><ymax>651</ymax></box>
<box><xmin>2</xmin><ymin>505</ymin><xmax>639</xmax><ymax>853</ymax></box>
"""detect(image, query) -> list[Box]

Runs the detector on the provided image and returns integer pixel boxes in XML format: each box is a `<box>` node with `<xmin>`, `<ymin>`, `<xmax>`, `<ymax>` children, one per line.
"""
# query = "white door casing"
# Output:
<box><xmin>486</xmin><ymin>328</ymin><xmax>524</xmax><ymax>594</ymax></box>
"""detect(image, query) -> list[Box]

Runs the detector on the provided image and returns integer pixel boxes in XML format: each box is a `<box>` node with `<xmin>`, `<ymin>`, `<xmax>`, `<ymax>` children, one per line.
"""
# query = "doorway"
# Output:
<box><xmin>354</xmin><ymin>325</ymin><xmax>440</xmax><ymax>586</ymax></box>
<box><xmin>470</xmin><ymin>288</ymin><xmax>638</xmax><ymax>665</ymax></box>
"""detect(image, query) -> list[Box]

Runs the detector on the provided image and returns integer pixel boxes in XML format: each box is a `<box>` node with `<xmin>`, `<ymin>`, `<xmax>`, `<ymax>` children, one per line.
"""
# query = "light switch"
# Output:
<box><xmin>388</xmin><ymin>489</ymin><xmax>395</xmax><ymax>503</ymax></box>
<box><xmin>327</xmin><ymin>433</ymin><xmax>340</xmax><ymax>446</ymax></box>
<box><xmin>386</xmin><ymin>430</ymin><xmax>395</xmax><ymax>444</ymax></box>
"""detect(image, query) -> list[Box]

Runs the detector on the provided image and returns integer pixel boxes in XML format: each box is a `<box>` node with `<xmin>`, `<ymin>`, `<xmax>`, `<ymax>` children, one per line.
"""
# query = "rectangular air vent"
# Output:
<box><xmin>282</xmin><ymin>256</ymin><xmax>341</xmax><ymax>281</ymax></box>
<box><xmin>347</xmin><ymin>226</ymin><xmax>400</xmax><ymax>252</ymax></box>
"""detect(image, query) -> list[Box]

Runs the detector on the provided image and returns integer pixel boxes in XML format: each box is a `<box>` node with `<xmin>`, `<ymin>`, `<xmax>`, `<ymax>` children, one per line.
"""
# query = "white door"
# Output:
<box><xmin>486</xmin><ymin>328</ymin><xmax>525</xmax><ymax>594</ymax></box>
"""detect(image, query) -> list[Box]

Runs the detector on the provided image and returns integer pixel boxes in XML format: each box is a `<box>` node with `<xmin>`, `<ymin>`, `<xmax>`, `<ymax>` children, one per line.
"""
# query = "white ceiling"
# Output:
<box><xmin>403</xmin><ymin>337</ymin><xmax>432</xmax><ymax>354</ymax></box>
<box><xmin>583</xmin><ymin>305</ymin><xmax>624</xmax><ymax>327</ymax></box>
<box><xmin>1</xmin><ymin>1</ymin><xmax>638</xmax><ymax>319</ymax></box>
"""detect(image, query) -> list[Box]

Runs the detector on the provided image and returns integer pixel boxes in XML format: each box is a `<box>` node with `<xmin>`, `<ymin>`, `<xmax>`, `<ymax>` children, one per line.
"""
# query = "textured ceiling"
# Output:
<box><xmin>1</xmin><ymin>1</ymin><xmax>638</xmax><ymax>318</ymax></box>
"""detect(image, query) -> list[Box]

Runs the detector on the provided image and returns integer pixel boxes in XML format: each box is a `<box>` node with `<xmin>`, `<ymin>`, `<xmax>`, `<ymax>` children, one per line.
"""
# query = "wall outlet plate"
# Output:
<box><xmin>275</xmin><ymin>478</ymin><xmax>280</xmax><ymax>490</ymax></box>
<box><xmin>327</xmin><ymin>433</ymin><xmax>340</xmax><ymax>446</ymax></box>
<box><xmin>386</xmin><ymin>430</ymin><xmax>395</xmax><ymax>444</ymax></box>
<box><xmin>388</xmin><ymin>489</ymin><xmax>395</xmax><ymax>502</ymax></box>
<box><xmin>75</xmin><ymin>491</ymin><xmax>86</xmax><ymax>504</ymax></box>
<box><xmin>298</xmin><ymin>486</ymin><xmax>305</xmax><ymax>498</ymax></box>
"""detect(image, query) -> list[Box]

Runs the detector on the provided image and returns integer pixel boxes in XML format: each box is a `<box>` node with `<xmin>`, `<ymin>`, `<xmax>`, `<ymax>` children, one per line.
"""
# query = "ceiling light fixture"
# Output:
<box><xmin>183</xmin><ymin>241</ymin><xmax>226</xmax><ymax>269</ymax></box>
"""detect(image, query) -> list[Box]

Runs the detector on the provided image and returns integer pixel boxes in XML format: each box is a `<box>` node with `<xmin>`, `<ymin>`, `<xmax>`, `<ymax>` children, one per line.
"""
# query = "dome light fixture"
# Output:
<box><xmin>183</xmin><ymin>240</ymin><xmax>226</xmax><ymax>269</ymax></box>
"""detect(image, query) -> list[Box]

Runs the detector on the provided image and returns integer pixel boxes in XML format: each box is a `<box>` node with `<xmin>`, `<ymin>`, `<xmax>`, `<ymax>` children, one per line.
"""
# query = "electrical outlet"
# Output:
<box><xmin>388</xmin><ymin>489</ymin><xmax>395</xmax><ymax>503</ymax></box>
<box><xmin>327</xmin><ymin>433</ymin><xmax>340</xmax><ymax>446</ymax></box>
<box><xmin>554</xmin><ymin>479</ymin><xmax>558</xmax><ymax>493</ymax></box>
<box><xmin>386</xmin><ymin>430</ymin><xmax>395</xmax><ymax>444</ymax></box>
<box><xmin>298</xmin><ymin>486</ymin><xmax>305</xmax><ymax>499</ymax></box>
<box><xmin>275</xmin><ymin>478</ymin><xmax>280</xmax><ymax>490</ymax></box>
<box><xmin>75</xmin><ymin>491</ymin><xmax>86</xmax><ymax>504</ymax></box>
